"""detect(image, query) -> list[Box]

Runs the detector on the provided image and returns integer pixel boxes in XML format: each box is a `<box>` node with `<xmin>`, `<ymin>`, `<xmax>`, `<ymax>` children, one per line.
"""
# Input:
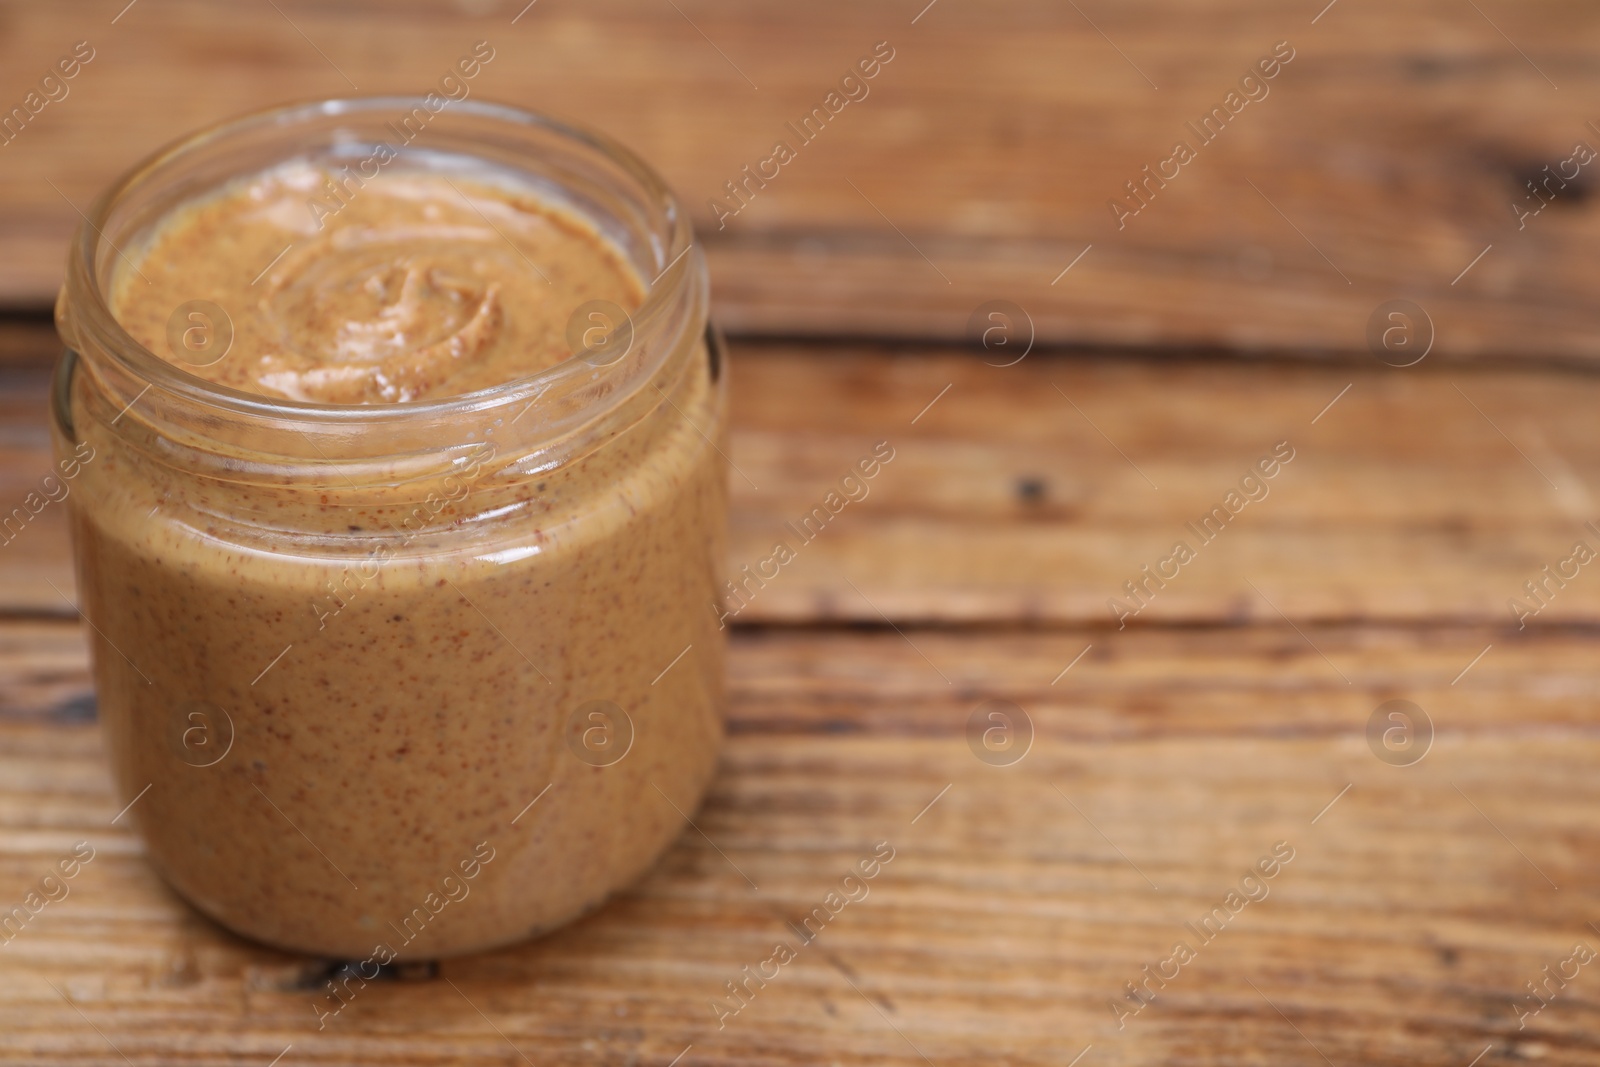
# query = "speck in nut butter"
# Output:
<box><xmin>51</xmin><ymin>99</ymin><xmax>728</xmax><ymax>958</ymax></box>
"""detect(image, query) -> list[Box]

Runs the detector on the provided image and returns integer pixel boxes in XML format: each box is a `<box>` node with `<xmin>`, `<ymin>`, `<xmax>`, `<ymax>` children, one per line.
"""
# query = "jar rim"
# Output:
<box><xmin>60</xmin><ymin>95</ymin><xmax>699</xmax><ymax>427</ymax></box>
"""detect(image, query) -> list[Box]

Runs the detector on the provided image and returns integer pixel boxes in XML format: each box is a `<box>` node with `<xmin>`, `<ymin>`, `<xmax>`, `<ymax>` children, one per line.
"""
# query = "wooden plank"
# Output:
<box><xmin>2</xmin><ymin>1</ymin><xmax>1600</xmax><ymax>357</ymax></box>
<box><xmin>6</xmin><ymin>330</ymin><xmax>1600</xmax><ymax>627</ymax></box>
<box><xmin>1</xmin><ymin>619</ymin><xmax>1597</xmax><ymax>1065</ymax></box>
<box><xmin>0</xmin><ymin>319</ymin><xmax>56</xmax><ymax>368</ymax></box>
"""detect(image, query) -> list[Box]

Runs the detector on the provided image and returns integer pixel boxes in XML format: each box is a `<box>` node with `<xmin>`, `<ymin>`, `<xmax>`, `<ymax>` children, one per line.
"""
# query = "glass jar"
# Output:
<box><xmin>51</xmin><ymin>99</ymin><xmax>728</xmax><ymax>959</ymax></box>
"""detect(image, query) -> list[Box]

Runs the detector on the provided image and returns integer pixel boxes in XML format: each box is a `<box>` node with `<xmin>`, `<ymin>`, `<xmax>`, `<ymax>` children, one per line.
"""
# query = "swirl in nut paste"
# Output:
<box><xmin>111</xmin><ymin>161</ymin><xmax>645</xmax><ymax>404</ymax></box>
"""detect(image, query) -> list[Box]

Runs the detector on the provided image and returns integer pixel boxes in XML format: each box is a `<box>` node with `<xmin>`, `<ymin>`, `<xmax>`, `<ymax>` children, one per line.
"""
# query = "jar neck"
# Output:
<box><xmin>55</xmin><ymin>98</ymin><xmax>705</xmax><ymax>492</ymax></box>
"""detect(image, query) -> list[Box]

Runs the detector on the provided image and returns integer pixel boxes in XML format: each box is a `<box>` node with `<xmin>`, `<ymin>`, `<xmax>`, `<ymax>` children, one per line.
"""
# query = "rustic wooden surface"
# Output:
<box><xmin>4</xmin><ymin>1</ymin><xmax>1600</xmax><ymax>1064</ymax></box>
<box><xmin>2</xmin><ymin>1</ymin><xmax>1600</xmax><ymax>357</ymax></box>
<box><xmin>7</xmin><ymin>328</ymin><xmax>1600</xmax><ymax>626</ymax></box>
<box><xmin>5</xmin><ymin>330</ymin><xmax>1600</xmax><ymax>1065</ymax></box>
<box><xmin>4</xmin><ymin>620</ymin><xmax>1600</xmax><ymax>1065</ymax></box>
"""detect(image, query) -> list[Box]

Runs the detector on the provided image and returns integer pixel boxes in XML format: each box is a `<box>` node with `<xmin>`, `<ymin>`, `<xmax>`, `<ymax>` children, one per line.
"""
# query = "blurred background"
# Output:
<box><xmin>4</xmin><ymin>0</ymin><xmax>1600</xmax><ymax>351</ymax></box>
<box><xmin>4</xmin><ymin>2</ymin><xmax>1600</xmax><ymax>1065</ymax></box>
<box><xmin>4</xmin><ymin>0</ymin><xmax>1599</xmax><ymax>623</ymax></box>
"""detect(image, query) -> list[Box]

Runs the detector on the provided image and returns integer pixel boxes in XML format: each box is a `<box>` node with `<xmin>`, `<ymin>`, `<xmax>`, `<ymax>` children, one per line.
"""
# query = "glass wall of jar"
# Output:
<box><xmin>52</xmin><ymin>98</ymin><xmax>728</xmax><ymax>958</ymax></box>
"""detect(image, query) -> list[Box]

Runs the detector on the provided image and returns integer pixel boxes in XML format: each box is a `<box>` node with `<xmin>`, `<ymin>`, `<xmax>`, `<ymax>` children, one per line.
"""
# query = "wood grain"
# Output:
<box><xmin>5</xmin><ymin>330</ymin><xmax>1600</xmax><ymax>627</ymax></box>
<box><xmin>2</xmin><ymin>5</ymin><xmax>1597</xmax><ymax>1061</ymax></box>
<box><xmin>1</xmin><ymin>620</ymin><xmax>1596</xmax><ymax>1065</ymax></box>
<box><xmin>3</xmin><ymin>1</ymin><xmax>1600</xmax><ymax>357</ymax></box>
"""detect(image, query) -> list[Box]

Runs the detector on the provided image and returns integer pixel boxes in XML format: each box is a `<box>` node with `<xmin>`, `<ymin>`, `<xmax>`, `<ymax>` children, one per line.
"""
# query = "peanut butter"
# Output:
<box><xmin>62</xmin><ymin>155</ymin><xmax>726</xmax><ymax>959</ymax></box>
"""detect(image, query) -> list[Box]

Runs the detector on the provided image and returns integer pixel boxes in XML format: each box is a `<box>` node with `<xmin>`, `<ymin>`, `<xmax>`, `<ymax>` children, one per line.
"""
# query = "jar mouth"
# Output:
<box><xmin>61</xmin><ymin>95</ymin><xmax>699</xmax><ymax>428</ymax></box>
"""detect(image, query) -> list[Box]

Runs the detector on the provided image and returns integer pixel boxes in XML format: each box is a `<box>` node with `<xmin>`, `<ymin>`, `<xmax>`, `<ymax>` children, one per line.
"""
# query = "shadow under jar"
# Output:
<box><xmin>51</xmin><ymin>98</ymin><xmax>728</xmax><ymax>958</ymax></box>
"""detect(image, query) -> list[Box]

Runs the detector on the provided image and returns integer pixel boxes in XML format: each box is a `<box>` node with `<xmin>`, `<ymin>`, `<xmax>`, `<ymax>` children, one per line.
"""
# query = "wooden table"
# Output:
<box><xmin>4</xmin><ymin>2</ymin><xmax>1600</xmax><ymax>1064</ymax></box>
